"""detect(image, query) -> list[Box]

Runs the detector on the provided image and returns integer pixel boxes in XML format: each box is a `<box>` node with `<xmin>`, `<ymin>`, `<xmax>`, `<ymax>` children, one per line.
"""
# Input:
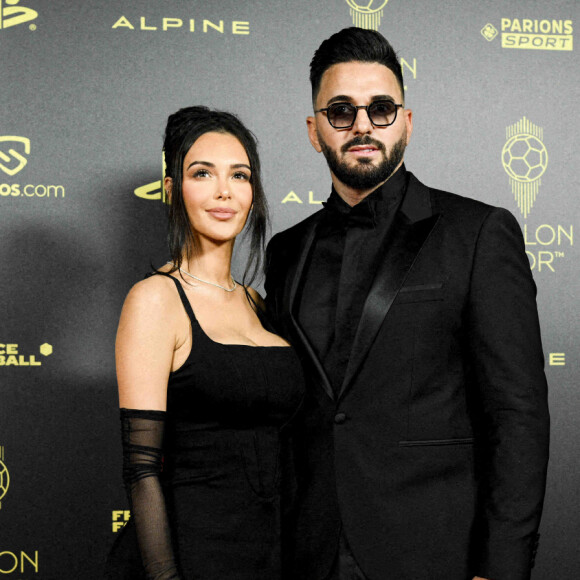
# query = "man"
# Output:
<box><xmin>265</xmin><ymin>28</ymin><xmax>549</xmax><ymax>580</ymax></box>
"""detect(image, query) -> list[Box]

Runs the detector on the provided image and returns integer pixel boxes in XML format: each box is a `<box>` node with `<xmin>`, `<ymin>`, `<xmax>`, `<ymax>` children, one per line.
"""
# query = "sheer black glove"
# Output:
<box><xmin>120</xmin><ymin>408</ymin><xmax>181</xmax><ymax>580</ymax></box>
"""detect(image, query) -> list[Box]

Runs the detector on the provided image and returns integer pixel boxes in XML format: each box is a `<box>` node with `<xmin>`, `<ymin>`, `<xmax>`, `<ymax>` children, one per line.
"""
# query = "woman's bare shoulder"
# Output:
<box><xmin>123</xmin><ymin>273</ymin><xmax>179</xmax><ymax>317</ymax></box>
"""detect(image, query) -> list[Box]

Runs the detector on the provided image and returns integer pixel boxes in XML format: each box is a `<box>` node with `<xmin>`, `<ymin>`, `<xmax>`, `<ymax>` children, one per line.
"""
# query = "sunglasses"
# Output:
<box><xmin>315</xmin><ymin>100</ymin><xmax>403</xmax><ymax>129</ymax></box>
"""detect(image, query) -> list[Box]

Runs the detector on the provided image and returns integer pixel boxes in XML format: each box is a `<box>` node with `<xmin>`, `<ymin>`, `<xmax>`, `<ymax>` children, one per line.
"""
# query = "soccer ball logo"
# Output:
<box><xmin>502</xmin><ymin>134</ymin><xmax>548</xmax><ymax>183</ymax></box>
<box><xmin>345</xmin><ymin>0</ymin><xmax>388</xmax><ymax>30</ymax></box>
<box><xmin>502</xmin><ymin>117</ymin><xmax>547</xmax><ymax>218</ymax></box>
<box><xmin>501</xmin><ymin>134</ymin><xmax>548</xmax><ymax>183</ymax></box>
<box><xmin>345</xmin><ymin>0</ymin><xmax>389</xmax><ymax>14</ymax></box>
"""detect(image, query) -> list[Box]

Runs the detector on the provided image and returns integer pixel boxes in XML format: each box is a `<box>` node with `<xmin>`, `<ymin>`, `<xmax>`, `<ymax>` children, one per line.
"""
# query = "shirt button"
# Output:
<box><xmin>334</xmin><ymin>412</ymin><xmax>347</xmax><ymax>424</ymax></box>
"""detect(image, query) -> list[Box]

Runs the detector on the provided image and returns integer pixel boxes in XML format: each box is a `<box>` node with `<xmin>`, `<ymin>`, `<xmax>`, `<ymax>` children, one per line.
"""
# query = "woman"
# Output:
<box><xmin>105</xmin><ymin>106</ymin><xmax>304</xmax><ymax>579</ymax></box>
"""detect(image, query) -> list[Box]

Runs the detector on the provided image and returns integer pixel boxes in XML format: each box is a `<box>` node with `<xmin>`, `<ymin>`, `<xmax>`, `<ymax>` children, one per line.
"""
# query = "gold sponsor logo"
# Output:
<box><xmin>0</xmin><ymin>182</ymin><xmax>66</xmax><ymax>198</ymax></box>
<box><xmin>135</xmin><ymin>152</ymin><xmax>169</xmax><ymax>203</ymax></box>
<box><xmin>112</xmin><ymin>15</ymin><xmax>249</xmax><ymax>35</ymax></box>
<box><xmin>0</xmin><ymin>447</ymin><xmax>9</xmax><ymax>508</ymax></box>
<box><xmin>0</xmin><ymin>136</ymin><xmax>30</xmax><ymax>176</ymax></box>
<box><xmin>135</xmin><ymin>180</ymin><xmax>168</xmax><ymax>203</ymax></box>
<box><xmin>481</xmin><ymin>23</ymin><xmax>498</xmax><ymax>42</ymax></box>
<box><xmin>0</xmin><ymin>136</ymin><xmax>67</xmax><ymax>200</ymax></box>
<box><xmin>112</xmin><ymin>510</ymin><xmax>131</xmax><ymax>532</ymax></box>
<box><xmin>483</xmin><ymin>18</ymin><xmax>573</xmax><ymax>50</ymax></box>
<box><xmin>345</xmin><ymin>0</ymin><xmax>388</xmax><ymax>31</ymax></box>
<box><xmin>502</xmin><ymin>118</ymin><xmax>574</xmax><ymax>272</ymax></box>
<box><xmin>0</xmin><ymin>0</ymin><xmax>38</xmax><ymax>31</ymax></box>
<box><xmin>0</xmin><ymin>343</ymin><xmax>52</xmax><ymax>367</ymax></box>
<box><xmin>502</xmin><ymin>117</ymin><xmax>548</xmax><ymax>219</ymax></box>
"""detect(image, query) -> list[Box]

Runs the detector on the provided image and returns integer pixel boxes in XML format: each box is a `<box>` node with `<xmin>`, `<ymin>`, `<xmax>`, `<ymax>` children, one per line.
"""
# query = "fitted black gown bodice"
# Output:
<box><xmin>106</xmin><ymin>275</ymin><xmax>305</xmax><ymax>580</ymax></box>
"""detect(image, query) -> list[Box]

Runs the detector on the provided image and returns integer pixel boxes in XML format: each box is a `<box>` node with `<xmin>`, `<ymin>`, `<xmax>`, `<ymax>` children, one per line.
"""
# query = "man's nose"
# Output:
<box><xmin>351</xmin><ymin>107</ymin><xmax>373</xmax><ymax>134</ymax></box>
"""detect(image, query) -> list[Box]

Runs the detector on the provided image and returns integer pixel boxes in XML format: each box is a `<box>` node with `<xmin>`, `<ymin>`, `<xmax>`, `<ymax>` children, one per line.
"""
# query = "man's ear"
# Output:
<box><xmin>306</xmin><ymin>116</ymin><xmax>322</xmax><ymax>153</ymax></box>
<box><xmin>403</xmin><ymin>108</ymin><xmax>413</xmax><ymax>145</ymax></box>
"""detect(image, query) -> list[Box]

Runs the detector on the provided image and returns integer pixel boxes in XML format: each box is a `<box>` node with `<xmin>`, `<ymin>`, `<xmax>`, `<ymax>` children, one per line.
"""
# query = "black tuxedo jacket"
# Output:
<box><xmin>265</xmin><ymin>173</ymin><xmax>550</xmax><ymax>580</ymax></box>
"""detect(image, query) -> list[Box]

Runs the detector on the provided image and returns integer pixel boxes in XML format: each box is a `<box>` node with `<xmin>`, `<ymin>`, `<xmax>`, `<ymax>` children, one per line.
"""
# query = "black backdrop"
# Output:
<box><xmin>1</xmin><ymin>1</ymin><xmax>578</xmax><ymax>578</ymax></box>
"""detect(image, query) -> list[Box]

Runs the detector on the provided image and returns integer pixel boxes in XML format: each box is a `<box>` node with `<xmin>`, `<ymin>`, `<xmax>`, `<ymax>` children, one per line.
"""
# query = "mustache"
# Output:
<box><xmin>341</xmin><ymin>136</ymin><xmax>385</xmax><ymax>154</ymax></box>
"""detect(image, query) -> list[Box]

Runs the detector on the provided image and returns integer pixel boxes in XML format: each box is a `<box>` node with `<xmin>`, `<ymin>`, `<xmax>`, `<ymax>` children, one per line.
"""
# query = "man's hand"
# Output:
<box><xmin>473</xmin><ymin>577</ymin><xmax>490</xmax><ymax>580</ymax></box>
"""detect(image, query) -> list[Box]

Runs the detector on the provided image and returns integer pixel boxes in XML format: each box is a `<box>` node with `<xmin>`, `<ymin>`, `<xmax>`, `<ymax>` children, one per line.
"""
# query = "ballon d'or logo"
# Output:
<box><xmin>0</xmin><ymin>447</ymin><xmax>9</xmax><ymax>508</ymax></box>
<box><xmin>345</xmin><ymin>0</ymin><xmax>388</xmax><ymax>31</ymax></box>
<box><xmin>502</xmin><ymin>117</ymin><xmax>548</xmax><ymax>218</ymax></box>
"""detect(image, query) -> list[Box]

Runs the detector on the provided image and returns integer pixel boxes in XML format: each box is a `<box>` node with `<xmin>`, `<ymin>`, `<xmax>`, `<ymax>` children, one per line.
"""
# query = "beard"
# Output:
<box><xmin>318</xmin><ymin>130</ymin><xmax>407</xmax><ymax>190</ymax></box>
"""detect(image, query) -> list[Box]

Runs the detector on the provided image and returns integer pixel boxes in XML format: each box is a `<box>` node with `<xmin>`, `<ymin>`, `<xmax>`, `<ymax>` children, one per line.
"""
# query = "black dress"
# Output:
<box><xmin>105</xmin><ymin>275</ymin><xmax>305</xmax><ymax>580</ymax></box>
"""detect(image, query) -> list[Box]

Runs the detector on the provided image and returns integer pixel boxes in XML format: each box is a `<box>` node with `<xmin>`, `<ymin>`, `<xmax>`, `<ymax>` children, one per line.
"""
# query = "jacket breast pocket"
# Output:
<box><xmin>394</xmin><ymin>282</ymin><xmax>445</xmax><ymax>304</ymax></box>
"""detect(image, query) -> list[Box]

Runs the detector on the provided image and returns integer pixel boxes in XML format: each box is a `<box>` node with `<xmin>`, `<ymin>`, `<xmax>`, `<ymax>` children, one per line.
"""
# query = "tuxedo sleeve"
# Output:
<box><xmin>466</xmin><ymin>207</ymin><xmax>549</xmax><ymax>580</ymax></box>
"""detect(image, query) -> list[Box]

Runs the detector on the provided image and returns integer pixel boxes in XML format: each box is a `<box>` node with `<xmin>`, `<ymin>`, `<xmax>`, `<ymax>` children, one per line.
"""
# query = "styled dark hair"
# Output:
<box><xmin>310</xmin><ymin>27</ymin><xmax>404</xmax><ymax>106</ymax></box>
<box><xmin>163</xmin><ymin>106</ymin><xmax>268</xmax><ymax>285</ymax></box>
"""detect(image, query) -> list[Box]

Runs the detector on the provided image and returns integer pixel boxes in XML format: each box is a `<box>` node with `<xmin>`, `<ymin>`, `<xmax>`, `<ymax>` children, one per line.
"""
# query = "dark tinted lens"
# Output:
<box><xmin>328</xmin><ymin>103</ymin><xmax>356</xmax><ymax>127</ymax></box>
<box><xmin>368</xmin><ymin>101</ymin><xmax>398</xmax><ymax>126</ymax></box>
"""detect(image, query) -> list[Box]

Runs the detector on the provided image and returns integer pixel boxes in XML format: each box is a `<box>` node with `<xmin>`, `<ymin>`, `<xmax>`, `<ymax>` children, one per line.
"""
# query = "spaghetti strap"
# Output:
<box><xmin>149</xmin><ymin>271</ymin><xmax>197</xmax><ymax>326</ymax></box>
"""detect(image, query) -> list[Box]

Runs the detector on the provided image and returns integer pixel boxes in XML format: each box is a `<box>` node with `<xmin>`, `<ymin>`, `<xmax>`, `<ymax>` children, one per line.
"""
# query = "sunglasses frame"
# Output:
<box><xmin>315</xmin><ymin>100</ymin><xmax>403</xmax><ymax>129</ymax></box>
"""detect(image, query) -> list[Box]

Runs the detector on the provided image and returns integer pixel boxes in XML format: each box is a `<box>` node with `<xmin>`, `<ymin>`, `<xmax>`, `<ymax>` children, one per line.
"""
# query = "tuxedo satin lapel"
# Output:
<box><xmin>338</xmin><ymin>180</ymin><xmax>440</xmax><ymax>399</ymax></box>
<box><xmin>287</xmin><ymin>220</ymin><xmax>335</xmax><ymax>400</ymax></box>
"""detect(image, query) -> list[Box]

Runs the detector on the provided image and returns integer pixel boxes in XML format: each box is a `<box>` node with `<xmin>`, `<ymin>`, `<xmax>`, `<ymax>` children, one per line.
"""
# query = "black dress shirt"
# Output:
<box><xmin>296</xmin><ymin>165</ymin><xmax>409</xmax><ymax>395</ymax></box>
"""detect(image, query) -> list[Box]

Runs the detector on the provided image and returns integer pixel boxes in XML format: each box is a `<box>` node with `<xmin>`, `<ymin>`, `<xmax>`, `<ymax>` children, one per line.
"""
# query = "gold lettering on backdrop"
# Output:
<box><xmin>0</xmin><ymin>552</ymin><xmax>17</xmax><ymax>574</ymax></box>
<box><xmin>502</xmin><ymin>34</ymin><xmax>573</xmax><ymax>50</ymax></box>
<box><xmin>232</xmin><ymin>21</ymin><xmax>250</xmax><ymax>35</ymax></box>
<box><xmin>400</xmin><ymin>58</ymin><xmax>417</xmax><ymax>80</ymax></box>
<box><xmin>21</xmin><ymin>552</ymin><xmax>39</xmax><ymax>573</ymax></box>
<box><xmin>1</xmin><ymin>183</ymin><xmax>66</xmax><ymax>198</ymax></box>
<box><xmin>523</xmin><ymin>224</ymin><xmax>573</xmax><ymax>272</ymax></box>
<box><xmin>112</xmin><ymin>510</ymin><xmax>131</xmax><ymax>532</ymax></box>
<box><xmin>281</xmin><ymin>191</ymin><xmax>303</xmax><ymax>204</ymax></box>
<box><xmin>549</xmin><ymin>353</ymin><xmax>566</xmax><ymax>366</ymax></box>
<box><xmin>203</xmin><ymin>19</ymin><xmax>224</xmax><ymax>33</ymax></box>
<box><xmin>0</xmin><ymin>343</ymin><xmax>51</xmax><ymax>366</ymax></box>
<box><xmin>501</xmin><ymin>18</ymin><xmax>573</xmax><ymax>34</ymax></box>
<box><xmin>163</xmin><ymin>18</ymin><xmax>182</xmax><ymax>31</ymax></box>
<box><xmin>112</xmin><ymin>16</ymin><xmax>134</xmax><ymax>30</ymax></box>
<box><xmin>0</xmin><ymin>343</ymin><xmax>18</xmax><ymax>354</ymax></box>
<box><xmin>112</xmin><ymin>17</ymin><xmax>250</xmax><ymax>35</ymax></box>
<box><xmin>499</xmin><ymin>18</ymin><xmax>573</xmax><ymax>51</ymax></box>
<box><xmin>308</xmin><ymin>191</ymin><xmax>323</xmax><ymax>204</ymax></box>
<box><xmin>525</xmin><ymin>251</ymin><xmax>554</xmax><ymax>272</ymax></box>
<box><xmin>0</xmin><ymin>551</ymin><xmax>38</xmax><ymax>574</ymax></box>
<box><xmin>0</xmin><ymin>355</ymin><xmax>41</xmax><ymax>366</ymax></box>
<box><xmin>140</xmin><ymin>17</ymin><xmax>157</xmax><ymax>31</ymax></box>
<box><xmin>281</xmin><ymin>191</ymin><xmax>327</xmax><ymax>205</ymax></box>
<box><xmin>523</xmin><ymin>224</ymin><xmax>574</xmax><ymax>246</ymax></box>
